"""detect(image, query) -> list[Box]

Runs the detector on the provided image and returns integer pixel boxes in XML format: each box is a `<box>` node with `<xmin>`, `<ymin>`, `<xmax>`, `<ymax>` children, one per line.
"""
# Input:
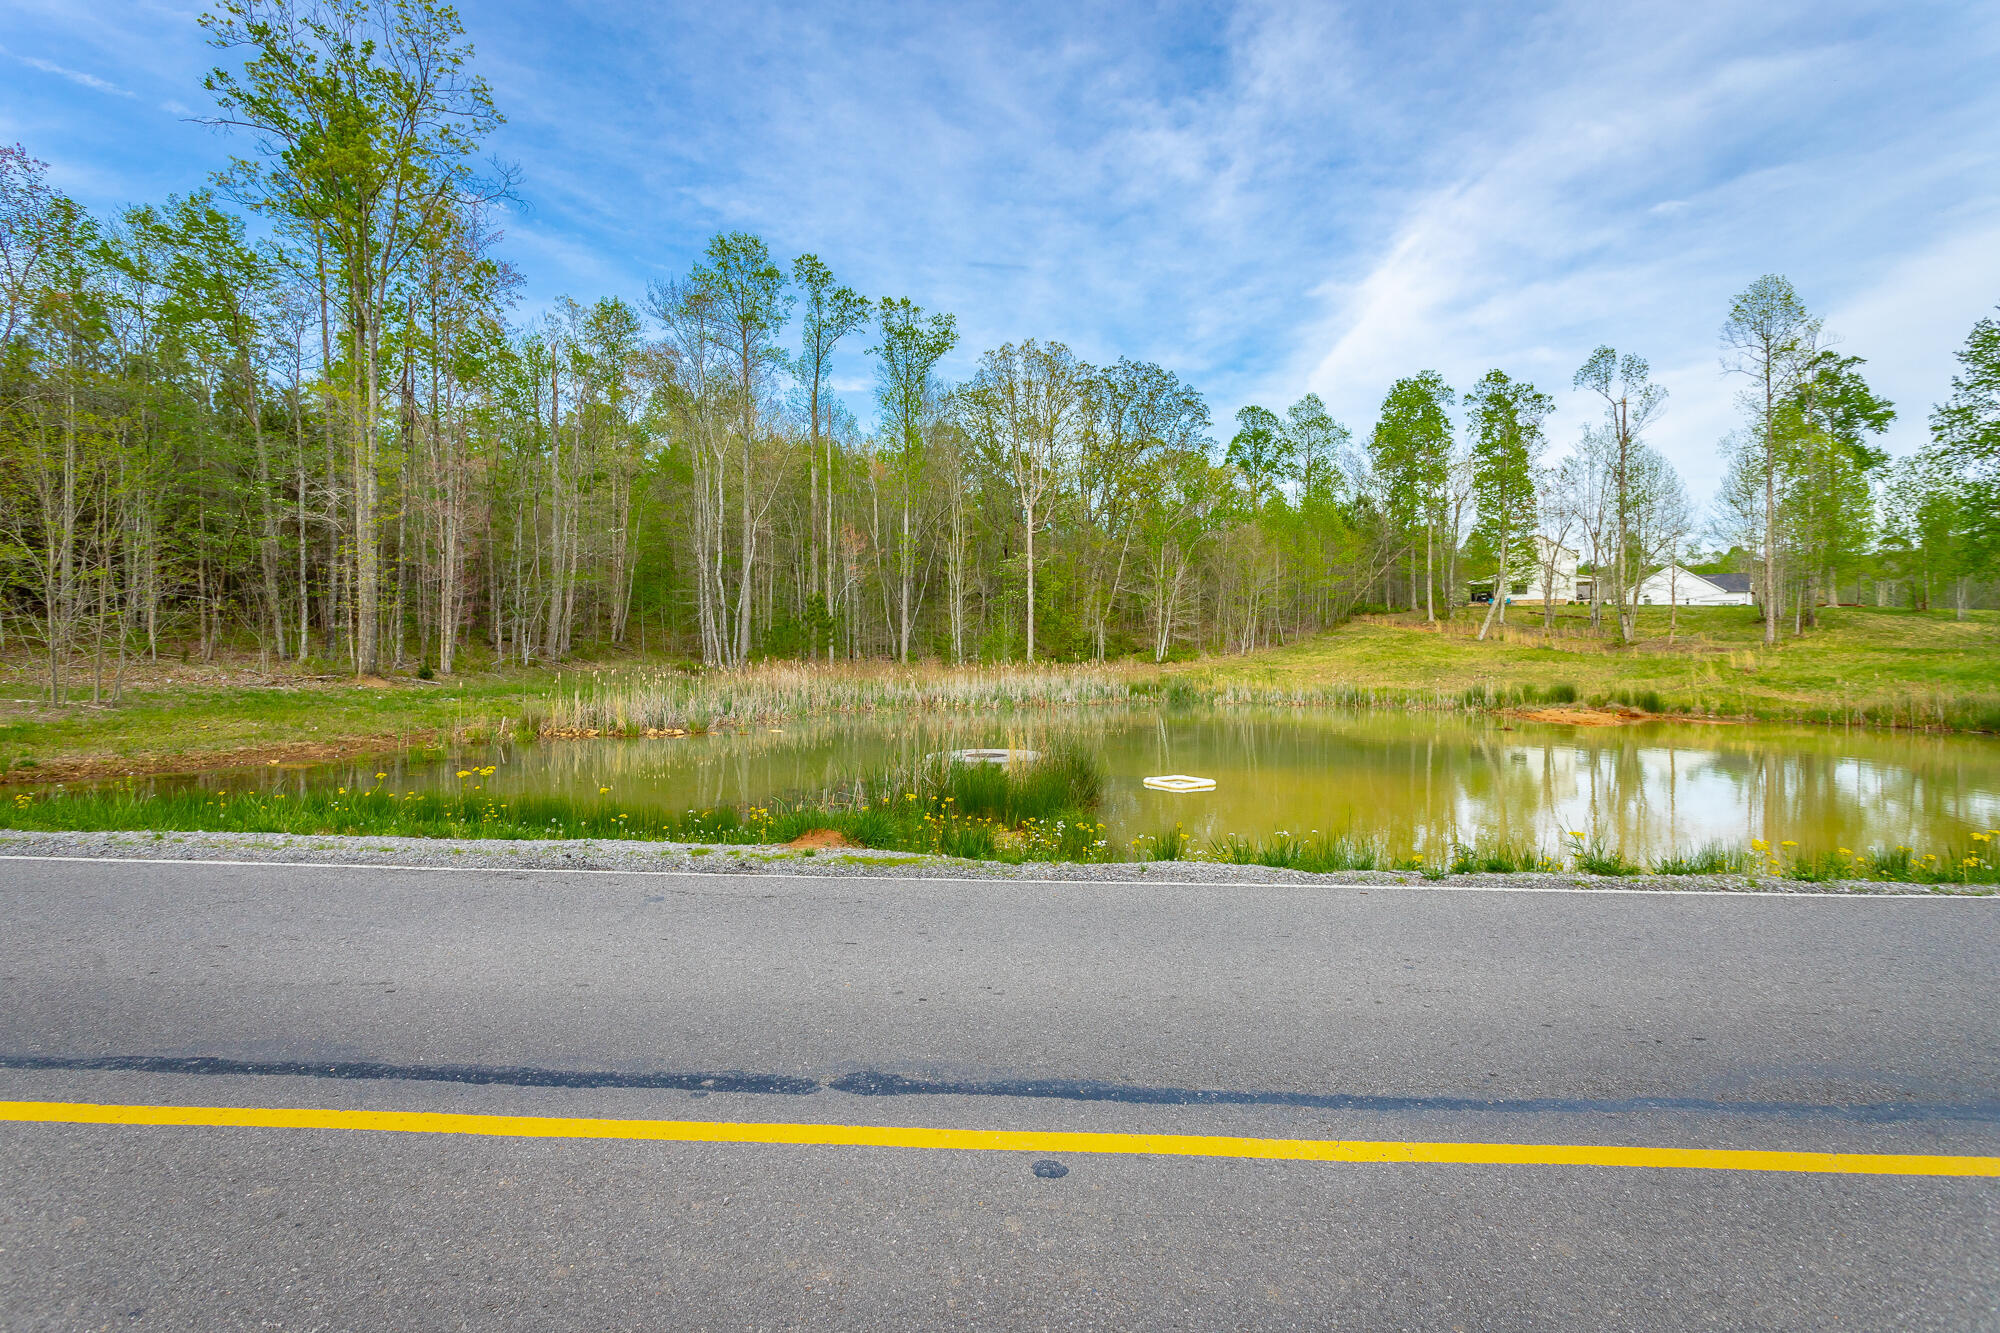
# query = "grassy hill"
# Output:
<box><xmin>1186</xmin><ymin>605</ymin><xmax>2000</xmax><ymax>730</ymax></box>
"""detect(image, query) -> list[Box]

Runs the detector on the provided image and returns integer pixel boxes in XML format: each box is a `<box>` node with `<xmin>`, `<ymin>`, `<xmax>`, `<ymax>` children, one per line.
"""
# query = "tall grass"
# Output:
<box><xmin>841</xmin><ymin>741</ymin><xmax>1104</xmax><ymax>829</ymax></box>
<box><xmin>1764</xmin><ymin>839</ymin><xmax>2000</xmax><ymax>886</ymax></box>
<box><xmin>530</xmin><ymin>663</ymin><xmax>1135</xmax><ymax>736</ymax></box>
<box><xmin>1565</xmin><ymin>832</ymin><xmax>1643</xmax><ymax>876</ymax></box>
<box><xmin>1206</xmin><ymin>830</ymin><xmax>1390</xmax><ymax>872</ymax></box>
<box><xmin>525</xmin><ymin>653</ymin><xmax>2000</xmax><ymax>741</ymax></box>
<box><xmin>1652</xmin><ymin>843</ymin><xmax>1749</xmax><ymax>875</ymax></box>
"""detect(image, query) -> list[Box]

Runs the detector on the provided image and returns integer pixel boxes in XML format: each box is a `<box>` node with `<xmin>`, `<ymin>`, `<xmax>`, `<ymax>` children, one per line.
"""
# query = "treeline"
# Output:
<box><xmin>1</xmin><ymin>1</ymin><xmax>1995</xmax><ymax>700</ymax></box>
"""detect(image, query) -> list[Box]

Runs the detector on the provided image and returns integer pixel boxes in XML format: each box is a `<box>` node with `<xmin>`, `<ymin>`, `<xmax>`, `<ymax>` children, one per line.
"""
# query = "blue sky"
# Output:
<box><xmin>5</xmin><ymin>0</ymin><xmax>1998</xmax><ymax>504</ymax></box>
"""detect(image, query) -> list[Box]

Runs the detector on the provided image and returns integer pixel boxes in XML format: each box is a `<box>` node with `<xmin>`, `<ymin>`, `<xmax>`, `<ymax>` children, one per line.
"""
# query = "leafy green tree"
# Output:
<box><xmin>873</xmin><ymin>296</ymin><xmax>955</xmax><ymax>661</ymax></box>
<box><xmin>690</xmin><ymin>231</ymin><xmax>789</xmax><ymax>665</ymax></box>
<box><xmin>1368</xmin><ymin>371</ymin><xmax>1454</xmax><ymax>621</ymax></box>
<box><xmin>1721</xmin><ymin>275</ymin><xmax>1820</xmax><ymax>644</ymax></box>
<box><xmin>792</xmin><ymin>253</ymin><xmax>869</xmax><ymax>651</ymax></box>
<box><xmin>1781</xmin><ymin>351</ymin><xmax>1893</xmax><ymax>616</ymax></box>
<box><xmin>1464</xmin><ymin>370</ymin><xmax>1552</xmax><ymax>641</ymax></box>
<box><xmin>1574</xmin><ymin>346</ymin><xmax>1665</xmax><ymax>643</ymax></box>
<box><xmin>201</xmin><ymin>0</ymin><xmax>503</xmax><ymax>674</ymax></box>
<box><xmin>1283</xmin><ymin>393</ymin><xmax>1350</xmax><ymax>506</ymax></box>
<box><xmin>1931</xmin><ymin>306</ymin><xmax>2000</xmax><ymax>577</ymax></box>
<box><xmin>1882</xmin><ymin>450</ymin><xmax>1978</xmax><ymax>616</ymax></box>
<box><xmin>1224</xmin><ymin>405</ymin><xmax>1293</xmax><ymax>509</ymax></box>
<box><xmin>958</xmin><ymin>340</ymin><xmax>1086</xmax><ymax>662</ymax></box>
<box><xmin>1076</xmin><ymin>359</ymin><xmax>1208</xmax><ymax>659</ymax></box>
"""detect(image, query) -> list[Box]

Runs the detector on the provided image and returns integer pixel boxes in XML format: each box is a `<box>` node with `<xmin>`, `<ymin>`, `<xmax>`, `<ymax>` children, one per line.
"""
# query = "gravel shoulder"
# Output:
<box><xmin>0</xmin><ymin>828</ymin><xmax>1988</xmax><ymax>896</ymax></box>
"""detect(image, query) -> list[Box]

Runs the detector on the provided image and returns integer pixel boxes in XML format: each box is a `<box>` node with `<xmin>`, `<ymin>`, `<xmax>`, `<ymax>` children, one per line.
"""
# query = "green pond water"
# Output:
<box><xmin>159</xmin><ymin>709</ymin><xmax>2000</xmax><ymax>858</ymax></box>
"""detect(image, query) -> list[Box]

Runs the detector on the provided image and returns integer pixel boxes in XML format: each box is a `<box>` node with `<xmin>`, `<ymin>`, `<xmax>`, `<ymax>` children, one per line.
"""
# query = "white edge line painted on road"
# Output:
<box><xmin>0</xmin><ymin>852</ymin><xmax>1986</xmax><ymax>900</ymax></box>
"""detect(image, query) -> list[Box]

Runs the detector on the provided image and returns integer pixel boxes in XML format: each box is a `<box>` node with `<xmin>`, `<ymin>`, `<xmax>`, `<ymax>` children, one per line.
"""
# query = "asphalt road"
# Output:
<box><xmin>1</xmin><ymin>855</ymin><xmax>1995</xmax><ymax>1330</ymax></box>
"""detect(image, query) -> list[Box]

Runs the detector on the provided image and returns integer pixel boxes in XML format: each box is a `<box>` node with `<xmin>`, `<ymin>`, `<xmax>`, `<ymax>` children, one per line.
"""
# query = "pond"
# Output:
<box><xmin>152</xmin><ymin>709</ymin><xmax>2000</xmax><ymax>859</ymax></box>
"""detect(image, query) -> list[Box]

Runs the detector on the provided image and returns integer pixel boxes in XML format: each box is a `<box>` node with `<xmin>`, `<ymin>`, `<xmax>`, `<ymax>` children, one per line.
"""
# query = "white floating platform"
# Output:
<box><xmin>1143</xmin><ymin>774</ymin><xmax>1216</xmax><ymax>792</ymax></box>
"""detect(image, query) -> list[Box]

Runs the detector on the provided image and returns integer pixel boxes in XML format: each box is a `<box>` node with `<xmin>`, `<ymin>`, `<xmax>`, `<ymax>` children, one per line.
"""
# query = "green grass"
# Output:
<box><xmin>0</xmin><ymin>745</ymin><xmax>1116</xmax><ymax>865</ymax></box>
<box><xmin>2</xmin><ymin>603</ymin><xmax>1991</xmax><ymax>786</ymax></box>
<box><xmin>3</xmin><ymin>778</ymin><xmax>1993</xmax><ymax>886</ymax></box>
<box><xmin>0</xmin><ymin>668</ymin><xmax>547</xmax><ymax>781</ymax></box>
<box><xmin>1186</xmin><ymin>605</ymin><xmax>2000</xmax><ymax>731</ymax></box>
<box><xmin>1446</xmin><ymin>838</ymin><xmax>1551</xmax><ymax>875</ymax></box>
<box><xmin>1767</xmin><ymin>840</ymin><xmax>2000</xmax><ymax>886</ymax></box>
<box><xmin>1206</xmin><ymin>830</ymin><xmax>1390</xmax><ymax>872</ymax></box>
<box><xmin>1652</xmin><ymin>843</ymin><xmax>1751</xmax><ymax>875</ymax></box>
<box><xmin>1565</xmin><ymin>833</ymin><xmax>1644</xmax><ymax>876</ymax></box>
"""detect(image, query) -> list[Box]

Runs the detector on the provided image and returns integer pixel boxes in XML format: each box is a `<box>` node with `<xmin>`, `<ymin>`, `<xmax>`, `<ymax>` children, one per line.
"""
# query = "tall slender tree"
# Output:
<box><xmin>1574</xmin><ymin>346</ymin><xmax>1665</xmax><ymax>643</ymax></box>
<box><xmin>1721</xmin><ymin>275</ymin><xmax>1819</xmax><ymax>645</ymax></box>
<box><xmin>871</xmin><ymin>297</ymin><xmax>955</xmax><ymax>661</ymax></box>
<box><xmin>791</xmin><ymin>254</ymin><xmax>869</xmax><ymax>657</ymax></box>
<box><xmin>1369</xmin><ymin>372</ymin><xmax>1454</xmax><ymax>621</ymax></box>
<box><xmin>1465</xmin><ymin>370</ymin><xmax>1552</xmax><ymax>641</ymax></box>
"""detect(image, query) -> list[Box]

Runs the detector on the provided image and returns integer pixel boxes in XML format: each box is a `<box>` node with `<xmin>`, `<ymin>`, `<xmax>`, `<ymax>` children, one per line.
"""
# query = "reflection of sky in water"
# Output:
<box><xmin>146</xmin><ymin>709</ymin><xmax>2000</xmax><ymax>858</ymax></box>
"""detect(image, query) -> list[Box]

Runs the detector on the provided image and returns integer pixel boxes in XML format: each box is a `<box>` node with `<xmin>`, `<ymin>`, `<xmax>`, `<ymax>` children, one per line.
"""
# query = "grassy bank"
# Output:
<box><xmin>0</xmin><ymin>667</ymin><xmax>548</xmax><ymax>782</ymax></box>
<box><xmin>5</xmin><ymin>776</ymin><xmax>1994</xmax><ymax>887</ymax></box>
<box><xmin>0</xmin><ymin>603</ymin><xmax>1992</xmax><ymax>782</ymax></box>
<box><xmin>1190</xmin><ymin>605</ymin><xmax>2000</xmax><ymax>731</ymax></box>
<box><xmin>1160</xmin><ymin>825</ymin><xmax>1999</xmax><ymax>886</ymax></box>
<box><xmin>0</xmin><ymin>745</ymin><xmax>1114</xmax><ymax>865</ymax></box>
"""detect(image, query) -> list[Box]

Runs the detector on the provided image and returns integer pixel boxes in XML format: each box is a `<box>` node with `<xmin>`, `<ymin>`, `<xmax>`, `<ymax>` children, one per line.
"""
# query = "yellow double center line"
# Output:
<box><xmin>3</xmin><ymin>1100</ymin><xmax>1997</xmax><ymax>1177</ymax></box>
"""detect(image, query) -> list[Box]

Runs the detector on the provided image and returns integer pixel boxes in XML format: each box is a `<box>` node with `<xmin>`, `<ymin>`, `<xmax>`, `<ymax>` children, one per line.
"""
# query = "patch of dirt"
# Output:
<box><xmin>1512</xmin><ymin>706</ymin><xmax>1650</xmax><ymax>727</ymax></box>
<box><xmin>0</xmin><ymin>735</ymin><xmax>421</xmax><ymax>786</ymax></box>
<box><xmin>786</xmin><ymin>828</ymin><xmax>857</xmax><ymax>850</ymax></box>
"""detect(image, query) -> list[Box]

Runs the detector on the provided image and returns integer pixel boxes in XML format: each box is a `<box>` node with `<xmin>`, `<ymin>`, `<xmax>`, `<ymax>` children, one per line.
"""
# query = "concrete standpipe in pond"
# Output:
<box><xmin>944</xmin><ymin>749</ymin><xmax>1041</xmax><ymax>765</ymax></box>
<box><xmin>1143</xmin><ymin>775</ymin><xmax>1217</xmax><ymax>792</ymax></box>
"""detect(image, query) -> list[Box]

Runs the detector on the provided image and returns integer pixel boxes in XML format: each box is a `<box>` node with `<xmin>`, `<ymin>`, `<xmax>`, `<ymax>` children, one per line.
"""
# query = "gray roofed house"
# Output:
<box><xmin>1627</xmin><ymin>565</ymin><xmax>1756</xmax><ymax>606</ymax></box>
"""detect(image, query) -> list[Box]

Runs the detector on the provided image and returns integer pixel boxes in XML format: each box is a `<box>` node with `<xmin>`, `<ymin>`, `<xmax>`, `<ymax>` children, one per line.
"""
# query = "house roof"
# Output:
<box><xmin>1632</xmin><ymin>566</ymin><xmax>1754</xmax><ymax>595</ymax></box>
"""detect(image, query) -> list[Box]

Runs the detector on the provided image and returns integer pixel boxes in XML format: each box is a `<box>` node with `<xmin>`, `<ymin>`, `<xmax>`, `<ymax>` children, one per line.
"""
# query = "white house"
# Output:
<box><xmin>1505</xmin><ymin>536</ymin><xmax>1579</xmax><ymax>604</ymax></box>
<box><xmin>1628</xmin><ymin>566</ymin><xmax>1755</xmax><ymax>607</ymax></box>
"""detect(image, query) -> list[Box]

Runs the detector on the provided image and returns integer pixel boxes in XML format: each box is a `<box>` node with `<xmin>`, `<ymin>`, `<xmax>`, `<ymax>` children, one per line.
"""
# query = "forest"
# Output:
<box><xmin>2</xmin><ymin>0</ymin><xmax>1996</xmax><ymax>705</ymax></box>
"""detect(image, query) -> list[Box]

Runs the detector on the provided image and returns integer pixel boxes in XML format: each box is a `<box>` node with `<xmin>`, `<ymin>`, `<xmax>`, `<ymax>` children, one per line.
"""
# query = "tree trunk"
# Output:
<box><xmin>1477</xmin><ymin>517</ymin><xmax>1507</xmax><ymax>642</ymax></box>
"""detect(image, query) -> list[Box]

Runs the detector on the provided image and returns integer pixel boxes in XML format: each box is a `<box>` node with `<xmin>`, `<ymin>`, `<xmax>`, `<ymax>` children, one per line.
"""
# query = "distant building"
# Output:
<box><xmin>1629</xmin><ymin>566</ymin><xmax>1755</xmax><ymax>606</ymax></box>
<box><xmin>1508</xmin><ymin>536</ymin><xmax>1579</xmax><ymax>604</ymax></box>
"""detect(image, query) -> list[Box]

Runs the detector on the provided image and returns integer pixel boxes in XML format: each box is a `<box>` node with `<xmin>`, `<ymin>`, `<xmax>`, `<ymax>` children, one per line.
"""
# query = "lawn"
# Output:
<box><xmin>1184</xmin><ymin>605</ymin><xmax>2000</xmax><ymax>731</ymax></box>
<box><xmin>0</xmin><ymin>668</ymin><xmax>548</xmax><ymax>782</ymax></box>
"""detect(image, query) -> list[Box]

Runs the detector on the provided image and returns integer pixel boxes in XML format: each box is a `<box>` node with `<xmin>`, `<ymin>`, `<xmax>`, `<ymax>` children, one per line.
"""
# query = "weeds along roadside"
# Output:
<box><xmin>3</xmin><ymin>776</ymin><xmax>1995</xmax><ymax>888</ymax></box>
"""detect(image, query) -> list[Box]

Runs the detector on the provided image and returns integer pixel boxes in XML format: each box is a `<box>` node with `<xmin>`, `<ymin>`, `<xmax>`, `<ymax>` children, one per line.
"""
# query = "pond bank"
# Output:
<box><xmin>2</xmin><ymin>830</ymin><xmax>1991</xmax><ymax>896</ymax></box>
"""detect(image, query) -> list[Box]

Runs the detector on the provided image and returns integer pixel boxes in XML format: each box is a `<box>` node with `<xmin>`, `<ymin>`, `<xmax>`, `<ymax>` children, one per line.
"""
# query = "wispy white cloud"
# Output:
<box><xmin>11</xmin><ymin>52</ymin><xmax>137</xmax><ymax>98</ymax></box>
<box><xmin>4</xmin><ymin>0</ymin><xmax>1996</xmax><ymax>509</ymax></box>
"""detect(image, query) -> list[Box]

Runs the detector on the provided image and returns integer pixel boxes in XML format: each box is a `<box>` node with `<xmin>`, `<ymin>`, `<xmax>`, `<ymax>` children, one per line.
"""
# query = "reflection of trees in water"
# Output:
<box><xmin>117</xmin><ymin>707</ymin><xmax>2000</xmax><ymax>854</ymax></box>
